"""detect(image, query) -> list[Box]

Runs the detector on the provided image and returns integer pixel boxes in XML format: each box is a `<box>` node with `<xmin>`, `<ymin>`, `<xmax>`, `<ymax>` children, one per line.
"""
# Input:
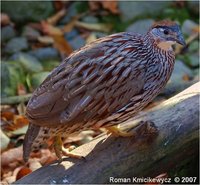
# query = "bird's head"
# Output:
<box><xmin>149</xmin><ymin>20</ymin><xmax>186</xmax><ymax>50</ymax></box>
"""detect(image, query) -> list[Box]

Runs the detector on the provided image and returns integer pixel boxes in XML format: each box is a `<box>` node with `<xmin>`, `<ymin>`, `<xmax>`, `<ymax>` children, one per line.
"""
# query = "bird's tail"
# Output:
<box><xmin>23</xmin><ymin>123</ymin><xmax>41</xmax><ymax>162</ymax></box>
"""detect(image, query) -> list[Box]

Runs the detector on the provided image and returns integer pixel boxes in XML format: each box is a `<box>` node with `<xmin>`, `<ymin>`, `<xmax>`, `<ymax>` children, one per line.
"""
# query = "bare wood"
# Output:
<box><xmin>15</xmin><ymin>82</ymin><xmax>199</xmax><ymax>184</ymax></box>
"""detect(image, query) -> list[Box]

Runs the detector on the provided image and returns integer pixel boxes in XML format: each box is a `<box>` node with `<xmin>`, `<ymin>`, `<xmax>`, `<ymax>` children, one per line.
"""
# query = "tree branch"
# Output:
<box><xmin>15</xmin><ymin>82</ymin><xmax>199</xmax><ymax>184</ymax></box>
<box><xmin>1</xmin><ymin>94</ymin><xmax>32</xmax><ymax>105</ymax></box>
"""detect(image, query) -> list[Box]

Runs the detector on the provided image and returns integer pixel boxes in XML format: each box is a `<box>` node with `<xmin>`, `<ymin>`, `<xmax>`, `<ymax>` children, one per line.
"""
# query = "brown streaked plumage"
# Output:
<box><xmin>23</xmin><ymin>20</ymin><xmax>185</xmax><ymax>162</ymax></box>
<box><xmin>151</xmin><ymin>19</ymin><xmax>177</xmax><ymax>28</ymax></box>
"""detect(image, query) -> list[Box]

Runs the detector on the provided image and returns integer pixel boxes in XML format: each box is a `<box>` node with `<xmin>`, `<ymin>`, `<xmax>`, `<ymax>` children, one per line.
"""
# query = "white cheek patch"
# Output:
<box><xmin>166</xmin><ymin>41</ymin><xmax>176</xmax><ymax>45</ymax></box>
<box><xmin>159</xmin><ymin>28</ymin><xmax>164</xmax><ymax>32</ymax></box>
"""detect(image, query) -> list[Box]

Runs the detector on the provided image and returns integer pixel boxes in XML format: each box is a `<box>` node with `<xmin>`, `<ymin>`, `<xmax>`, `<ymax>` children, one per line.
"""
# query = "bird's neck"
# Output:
<box><xmin>144</xmin><ymin>33</ymin><xmax>175</xmax><ymax>52</ymax></box>
<box><xmin>143</xmin><ymin>32</ymin><xmax>175</xmax><ymax>71</ymax></box>
<box><xmin>157</xmin><ymin>41</ymin><xmax>175</xmax><ymax>51</ymax></box>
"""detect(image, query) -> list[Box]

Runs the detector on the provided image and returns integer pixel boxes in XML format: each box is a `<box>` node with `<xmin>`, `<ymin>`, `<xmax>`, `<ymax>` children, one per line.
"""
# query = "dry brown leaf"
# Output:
<box><xmin>53</xmin><ymin>0</ymin><xmax>67</xmax><ymax>11</ymax></box>
<box><xmin>1</xmin><ymin>111</ymin><xmax>15</xmax><ymax>121</ymax></box>
<box><xmin>1</xmin><ymin>113</ymin><xmax>29</xmax><ymax>132</ymax></box>
<box><xmin>75</xmin><ymin>21</ymin><xmax>112</xmax><ymax>32</ymax></box>
<box><xmin>89</xmin><ymin>1</ymin><xmax>101</xmax><ymax>11</ymax></box>
<box><xmin>39</xmin><ymin>149</ymin><xmax>56</xmax><ymax>165</ymax></box>
<box><xmin>29</xmin><ymin>158</ymin><xmax>42</xmax><ymax>171</ymax></box>
<box><xmin>89</xmin><ymin>1</ymin><xmax>119</xmax><ymax>14</ymax></box>
<box><xmin>192</xmin><ymin>25</ymin><xmax>200</xmax><ymax>33</ymax></box>
<box><xmin>17</xmin><ymin>84</ymin><xmax>27</xmax><ymax>96</ymax></box>
<box><xmin>37</xmin><ymin>36</ymin><xmax>54</xmax><ymax>44</ymax></box>
<box><xmin>47</xmin><ymin>9</ymin><xmax>67</xmax><ymax>25</ymax></box>
<box><xmin>86</xmin><ymin>33</ymin><xmax>97</xmax><ymax>44</ymax></box>
<box><xmin>53</xmin><ymin>35</ymin><xmax>73</xmax><ymax>56</ymax></box>
<box><xmin>2</xmin><ymin>174</ymin><xmax>16</xmax><ymax>184</ymax></box>
<box><xmin>16</xmin><ymin>167</ymin><xmax>32</xmax><ymax>181</ymax></box>
<box><xmin>41</xmin><ymin>21</ymin><xmax>63</xmax><ymax>36</ymax></box>
<box><xmin>1</xmin><ymin>146</ymin><xmax>23</xmax><ymax>167</ymax></box>
<box><xmin>62</xmin><ymin>15</ymin><xmax>80</xmax><ymax>33</ymax></box>
<box><xmin>13</xmin><ymin>115</ymin><xmax>29</xmax><ymax>128</ymax></box>
<box><xmin>1</xmin><ymin>13</ymin><xmax>12</xmax><ymax>26</ymax></box>
<box><xmin>101</xmin><ymin>0</ymin><xmax>119</xmax><ymax>14</ymax></box>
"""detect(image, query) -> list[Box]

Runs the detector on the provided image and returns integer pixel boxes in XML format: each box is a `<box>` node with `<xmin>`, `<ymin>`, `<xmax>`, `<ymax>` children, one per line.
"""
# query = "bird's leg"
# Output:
<box><xmin>106</xmin><ymin>121</ymin><xmax>158</xmax><ymax>138</ymax></box>
<box><xmin>53</xmin><ymin>135</ymin><xmax>83</xmax><ymax>160</ymax></box>
<box><xmin>106</xmin><ymin>125</ymin><xmax>134</xmax><ymax>137</ymax></box>
<box><xmin>53</xmin><ymin>135</ymin><xmax>63</xmax><ymax>160</ymax></box>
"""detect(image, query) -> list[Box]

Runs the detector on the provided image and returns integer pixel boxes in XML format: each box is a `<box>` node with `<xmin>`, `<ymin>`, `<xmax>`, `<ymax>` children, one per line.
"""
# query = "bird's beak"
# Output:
<box><xmin>176</xmin><ymin>33</ymin><xmax>186</xmax><ymax>46</ymax></box>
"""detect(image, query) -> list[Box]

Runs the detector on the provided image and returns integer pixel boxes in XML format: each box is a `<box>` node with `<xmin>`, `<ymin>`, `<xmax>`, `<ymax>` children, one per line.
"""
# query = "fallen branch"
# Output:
<box><xmin>15</xmin><ymin>82</ymin><xmax>199</xmax><ymax>184</ymax></box>
<box><xmin>1</xmin><ymin>94</ymin><xmax>32</xmax><ymax>105</ymax></box>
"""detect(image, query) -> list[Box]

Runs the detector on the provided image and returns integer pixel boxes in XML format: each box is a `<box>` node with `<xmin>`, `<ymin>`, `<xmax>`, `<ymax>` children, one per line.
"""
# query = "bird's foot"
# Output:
<box><xmin>106</xmin><ymin>125</ymin><xmax>134</xmax><ymax>137</ymax></box>
<box><xmin>53</xmin><ymin>135</ymin><xmax>84</xmax><ymax>161</ymax></box>
<box><xmin>106</xmin><ymin>121</ymin><xmax>158</xmax><ymax>138</ymax></box>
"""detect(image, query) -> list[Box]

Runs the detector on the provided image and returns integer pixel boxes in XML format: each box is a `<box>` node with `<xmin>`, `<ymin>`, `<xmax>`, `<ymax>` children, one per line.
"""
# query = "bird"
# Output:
<box><xmin>23</xmin><ymin>20</ymin><xmax>185</xmax><ymax>162</ymax></box>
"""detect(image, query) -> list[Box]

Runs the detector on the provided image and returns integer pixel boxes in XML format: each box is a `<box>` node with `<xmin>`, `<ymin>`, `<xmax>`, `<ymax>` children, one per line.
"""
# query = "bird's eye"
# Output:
<box><xmin>164</xmin><ymin>30</ymin><xmax>169</xmax><ymax>35</ymax></box>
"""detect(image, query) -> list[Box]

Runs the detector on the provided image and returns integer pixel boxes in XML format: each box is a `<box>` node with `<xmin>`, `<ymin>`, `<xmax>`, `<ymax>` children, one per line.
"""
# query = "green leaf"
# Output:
<box><xmin>16</xmin><ymin>53</ymin><xmax>43</xmax><ymax>73</ymax></box>
<box><xmin>1</xmin><ymin>61</ymin><xmax>26</xmax><ymax>97</ymax></box>
<box><xmin>30</xmin><ymin>72</ymin><xmax>50</xmax><ymax>90</ymax></box>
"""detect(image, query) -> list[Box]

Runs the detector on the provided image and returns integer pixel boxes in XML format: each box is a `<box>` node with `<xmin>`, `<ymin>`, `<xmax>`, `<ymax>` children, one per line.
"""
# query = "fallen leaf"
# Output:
<box><xmin>101</xmin><ymin>0</ymin><xmax>119</xmax><ymax>14</ymax></box>
<box><xmin>53</xmin><ymin>35</ymin><xmax>73</xmax><ymax>56</ymax></box>
<box><xmin>86</xmin><ymin>33</ymin><xmax>97</xmax><ymax>44</ymax></box>
<box><xmin>62</xmin><ymin>15</ymin><xmax>80</xmax><ymax>33</ymax></box>
<box><xmin>1</xmin><ymin>146</ymin><xmax>23</xmax><ymax>167</ymax></box>
<box><xmin>192</xmin><ymin>25</ymin><xmax>200</xmax><ymax>33</ymax></box>
<box><xmin>75</xmin><ymin>21</ymin><xmax>112</xmax><ymax>32</ymax></box>
<box><xmin>29</xmin><ymin>158</ymin><xmax>42</xmax><ymax>171</ymax></box>
<box><xmin>1</xmin><ymin>111</ymin><xmax>15</xmax><ymax>121</ymax></box>
<box><xmin>53</xmin><ymin>0</ymin><xmax>67</xmax><ymax>11</ymax></box>
<box><xmin>2</xmin><ymin>171</ymin><xmax>13</xmax><ymax>185</ymax></box>
<box><xmin>10</xmin><ymin>125</ymin><xmax>28</xmax><ymax>136</ymax></box>
<box><xmin>0</xmin><ymin>129</ymin><xmax>10</xmax><ymax>151</ymax></box>
<box><xmin>39</xmin><ymin>149</ymin><xmax>57</xmax><ymax>165</ymax></box>
<box><xmin>37</xmin><ymin>36</ymin><xmax>54</xmax><ymax>44</ymax></box>
<box><xmin>41</xmin><ymin>21</ymin><xmax>63</xmax><ymax>36</ymax></box>
<box><xmin>17</xmin><ymin>84</ymin><xmax>27</xmax><ymax>96</ymax></box>
<box><xmin>89</xmin><ymin>1</ymin><xmax>119</xmax><ymax>14</ymax></box>
<box><xmin>13</xmin><ymin>115</ymin><xmax>29</xmax><ymax>129</ymax></box>
<box><xmin>1</xmin><ymin>113</ymin><xmax>29</xmax><ymax>133</ymax></box>
<box><xmin>2</xmin><ymin>174</ymin><xmax>16</xmax><ymax>184</ymax></box>
<box><xmin>89</xmin><ymin>1</ymin><xmax>101</xmax><ymax>11</ymax></box>
<box><xmin>16</xmin><ymin>167</ymin><xmax>32</xmax><ymax>181</ymax></box>
<box><xmin>47</xmin><ymin>9</ymin><xmax>67</xmax><ymax>25</ymax></box>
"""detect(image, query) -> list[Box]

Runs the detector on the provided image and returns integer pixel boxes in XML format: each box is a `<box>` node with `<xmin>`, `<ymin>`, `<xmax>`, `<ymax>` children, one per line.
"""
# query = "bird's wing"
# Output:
<box><xmin>26</xmin><ymin>33</ymin><xmax>146</xmax><ymax>127</ymax></box>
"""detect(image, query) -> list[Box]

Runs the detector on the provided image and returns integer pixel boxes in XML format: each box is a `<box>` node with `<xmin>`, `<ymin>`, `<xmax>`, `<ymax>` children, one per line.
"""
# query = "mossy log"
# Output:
<box><xmin>15</xmin><ymin>82</ymin><xmax>199</xmax><ymax>184</ymax></box>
